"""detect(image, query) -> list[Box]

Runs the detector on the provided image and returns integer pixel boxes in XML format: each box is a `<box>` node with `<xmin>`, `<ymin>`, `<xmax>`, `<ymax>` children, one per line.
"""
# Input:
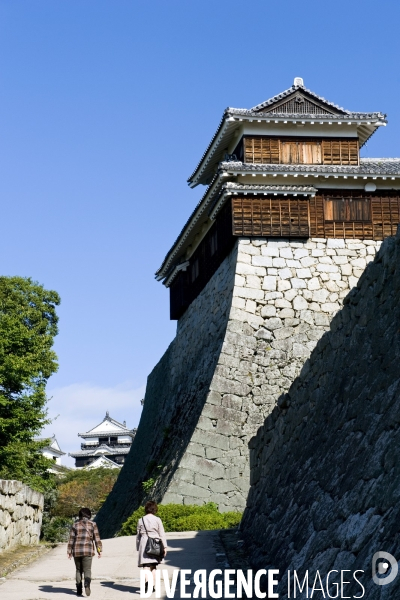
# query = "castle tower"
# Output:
<box><xmin>69</xmin><ymin>413</ymin><xmax>136</xmax><ymax>469</ymax></box>
<box><xmin>96</xmin><ymin>79</ymin><xmax>400</xmax><ymax>537</ymax></box>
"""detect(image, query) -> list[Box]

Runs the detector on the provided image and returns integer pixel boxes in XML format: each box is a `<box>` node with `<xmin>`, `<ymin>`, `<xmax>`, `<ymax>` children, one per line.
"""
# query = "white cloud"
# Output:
<box><xmin>41</xmin><ymin>381</ymin><xmax>145</xmax><ymax>467</ymax></box>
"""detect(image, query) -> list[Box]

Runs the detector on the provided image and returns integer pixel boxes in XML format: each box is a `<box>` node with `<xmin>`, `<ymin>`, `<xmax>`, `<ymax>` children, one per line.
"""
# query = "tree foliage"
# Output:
<box><xmin>53</xmin><ymin>468</ymin><xmax>120</xmax><ymax>518</ymax></box>
<box><xmin>0</xmin><ymin>276</ymin><xmax>60</xmax><ymax>490</ymax></box>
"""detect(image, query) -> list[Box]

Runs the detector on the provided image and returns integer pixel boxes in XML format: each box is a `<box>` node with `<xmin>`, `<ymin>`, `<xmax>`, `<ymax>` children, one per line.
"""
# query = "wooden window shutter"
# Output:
<box><xmin>301</xmin><ymin>141</ymin><xmax>322</xmax><ymax>164</ymax></box>
<box><xmin>324</xmin><ymin>197</ymin><xmax>371</xmax><ymax>222</ymax></box>
<box><xmin>267</xmin><ymin>138</ymin><xmax>280</xmax><ymax>163</ymax></box>
<box><xmin>322</xmin><ymin>139</ymin><xmax>359</xmax><ymax>165</ymax></box>
<box><xmin>244</xmin><ymin>137</ymin><xmax>280</xmax><ymax>164</ymax></box>
<box><xmin>243</xmin><ymin>138</ymin><xmax>253</xmax><ymax>163</ymax></box>
<box><xmin>244</xmin><ymin>137</ymin><xmax>358</xmax><ymax>165</ymax></box>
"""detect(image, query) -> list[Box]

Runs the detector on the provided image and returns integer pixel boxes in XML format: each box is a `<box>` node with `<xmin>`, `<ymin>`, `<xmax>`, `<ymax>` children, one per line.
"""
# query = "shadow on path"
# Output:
<box><xmin>100</xmin><ymin>581</ymin><xmax>140</xmax><ymax>594</ymax></box>
<box><xmin>38</xmin><ymin>585</ymin><xmax>75</xmax><ymax>595</ymax></box>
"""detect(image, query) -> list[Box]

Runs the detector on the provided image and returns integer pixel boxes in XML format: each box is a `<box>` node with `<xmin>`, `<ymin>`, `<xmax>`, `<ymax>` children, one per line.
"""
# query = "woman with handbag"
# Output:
<box><xmin>137</xmin><ymin>500</ymin><xmax>168</xmax><ymax>592</ymax></box>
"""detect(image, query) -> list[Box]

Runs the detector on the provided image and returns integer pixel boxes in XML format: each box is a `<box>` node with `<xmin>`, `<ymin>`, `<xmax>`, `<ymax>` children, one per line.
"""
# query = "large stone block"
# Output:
<box><xmin>262</xmin><ymin>276</ymin><xmax>277</xmax><ymax>291</ymax></box>
<box><xmin>252</xmin><ymin>255</ymin><xmax>273</xmax><ymax>267</ymax></box>
<box><xmin>179</xmin><ymin>455</ymin><xmax>225</xmax><ymax>480</ymax></box>
<box><xmin>162</xmin><ymin>493</ymin><xmax>183</xmax><ymax>504</ymax></box>
<box><xmin>169</xmin><ymin>480</ymin><xmax>211</xmax><ymax>498</ymax></box>
<box><xmin>209</xmin><ymin>479</ymin><xmax>237</xmax><ymax>493</ymax></box>
<box><xmin>191</xmin><ymin>430</ymin><xmax>230</xmax><ymax>451</ymax></box>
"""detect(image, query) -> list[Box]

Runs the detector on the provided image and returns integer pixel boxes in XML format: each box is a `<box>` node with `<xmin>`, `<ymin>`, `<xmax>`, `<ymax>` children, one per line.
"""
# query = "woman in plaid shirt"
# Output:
<box><xmin>67</xmin><ymin>508</ymin><xmax>102</xmax><ymax>597</ymax></box>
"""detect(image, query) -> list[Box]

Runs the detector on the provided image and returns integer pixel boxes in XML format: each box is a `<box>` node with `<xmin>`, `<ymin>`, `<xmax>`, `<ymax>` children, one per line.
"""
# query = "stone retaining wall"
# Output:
<box><xmin>164</xmin><ymin>237</ymin><xmax>380</xmax><ymax>511</ymax></box>
<box><xmin>241</xmin><ymin>229</ymin><xmax>400</xmax><ymax>598</ymax></box>
<box><xmin>96</xmin><ymin>236</ymin><xmax>381</xmax><ymax>538</ymax></box>
<box><xmin>0</xmin><ymin>480</ymin><xmax>44</xmax><ymax>553</ymax></box>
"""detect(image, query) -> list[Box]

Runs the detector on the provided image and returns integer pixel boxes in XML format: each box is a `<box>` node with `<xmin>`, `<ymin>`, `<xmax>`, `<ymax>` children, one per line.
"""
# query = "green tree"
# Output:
<box><xmin>53</xmin><ymin>468</ymin><xmax>120</xmax><ymax>518</ymax></box>
<box><xmin>0</xmin><ymin>276</ymin><xmax>60</xmax><ymax>491</ymax></box>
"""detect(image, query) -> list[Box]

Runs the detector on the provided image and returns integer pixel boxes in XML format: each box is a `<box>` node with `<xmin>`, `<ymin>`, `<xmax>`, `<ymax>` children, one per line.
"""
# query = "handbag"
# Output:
<box><xmin>142</xmin><ymin>517</ymin><xmax>164</xmax><ymax>558</ymax></box>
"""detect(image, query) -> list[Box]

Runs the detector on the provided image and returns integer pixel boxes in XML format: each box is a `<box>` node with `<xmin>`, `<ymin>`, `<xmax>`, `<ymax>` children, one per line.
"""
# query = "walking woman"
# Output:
<box><xmin>67</xmin><ymin>507</ymin><xmax>102</xmax><ymax>597</ymax></box>
<box><xmin>137</xmin><ymin>501</ymin><xmax>167</xmax><ymax>592</ymax></box>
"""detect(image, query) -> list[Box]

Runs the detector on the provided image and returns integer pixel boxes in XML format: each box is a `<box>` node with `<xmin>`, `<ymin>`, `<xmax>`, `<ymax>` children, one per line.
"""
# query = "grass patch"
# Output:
<box><xmin>0</xmin><ymin>543</ymin><xmax>53</xmax><ymax>578</ymax></box>
<box><xmin>119</xmin><ymin>503</ymin><xmax>242</xmax><ymax>535</ymax></box>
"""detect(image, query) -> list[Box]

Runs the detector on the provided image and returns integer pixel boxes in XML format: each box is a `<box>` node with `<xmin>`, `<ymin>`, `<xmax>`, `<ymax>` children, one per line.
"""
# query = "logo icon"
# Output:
<box><xmin>372</xmin><ymin>552</ymin><xmax>398</xmax><ymax>586</ymax></box>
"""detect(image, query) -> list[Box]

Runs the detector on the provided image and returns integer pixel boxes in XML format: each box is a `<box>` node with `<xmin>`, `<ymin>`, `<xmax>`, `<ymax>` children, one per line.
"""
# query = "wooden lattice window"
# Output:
<box><xmin>243</xmin><ymin>138</ymin><xmax>280</xmax><ymax>163</ymax></box>
<box><xmin>232</xmin><ymin>197</ymin><xmax>310</xmax><ymax>237</ymax></box>
<box><xmin>322</xmin><ymin>140</ymin><xmax>359</xmax><ymax>165</ymax></box>
<box><xmin>324</xmin><ymin>197</ymin><xmax>371</xmax><ymax>222</ymax></box>
<box><xmin>243</xmin><ymin>137</ymin><xmax>359</xmax><ymax>165</ymax></box>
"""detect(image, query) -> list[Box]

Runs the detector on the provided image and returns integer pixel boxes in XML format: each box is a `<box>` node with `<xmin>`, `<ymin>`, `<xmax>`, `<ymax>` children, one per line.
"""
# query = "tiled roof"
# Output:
<box><xmin>79</xmin><ymin>429</ymin><xmax>136</xmax><ymax>438</ymax></box>
<box><xmin>69</xmin><ymin>444</ymin><xmax>131</xmax><ymax>458</ymax></box>
<box><xmin>220</xmin><ymin>158</ymin><xmax>400</xmax><ymax>176</ymax></box>
<box><xmin>251</xmin><ymin>83</ymin><xmax>348</xmax><ymax>114</ymax></box>
<box><xmin>82</xmin><ymin>412</ymin><xmax>133</xmax><ymax>436</ymax></box>
<box><xmin>228</xmin><ymin>108</ymin><xmax>385</xmax><ymax>120</ymax></box>
<box><xmin>187</xmin><ymin>83</ymin><xmax>386</xmax><ymax>186</ymax></box>
<box><xmin>222</xmin><ymin>182</ymin><xmax>318</xmax><ymax>193</ymax></box>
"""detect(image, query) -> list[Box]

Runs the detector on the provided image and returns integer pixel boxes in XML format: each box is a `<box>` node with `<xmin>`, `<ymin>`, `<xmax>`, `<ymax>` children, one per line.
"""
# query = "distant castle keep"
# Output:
<box><xmin>96</xmin><ymin>79</ymin><xmax>400</xmax><ymax>537</ymax></box>
<box><xmin>69</xmin><ymin>412</ymin><xmax>136</xmax><ymax>469</ymax></box>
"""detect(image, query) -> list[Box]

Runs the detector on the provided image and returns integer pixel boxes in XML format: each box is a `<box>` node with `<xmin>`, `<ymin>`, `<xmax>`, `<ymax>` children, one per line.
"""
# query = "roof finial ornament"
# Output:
<box><xmin>294</xmin><ymin>77</ymin><xmax>304</xmax><ymax>87</ymax></box>
<box><xmin>106</xmin><ymin>411</ymin><xmax>109</xmax><ymax>419</ymax></box>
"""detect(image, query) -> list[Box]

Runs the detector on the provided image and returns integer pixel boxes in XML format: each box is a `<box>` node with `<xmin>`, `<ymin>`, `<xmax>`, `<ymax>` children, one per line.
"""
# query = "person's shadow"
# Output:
<box><xmin>38</xmin><ymin>585</ymin><xmax>76</xmax><ymax>595</ymax></box>
<box><xmin>101</xmin><ymin>581</ymin><xmax>140</xmax><ymax>594</ymax></box>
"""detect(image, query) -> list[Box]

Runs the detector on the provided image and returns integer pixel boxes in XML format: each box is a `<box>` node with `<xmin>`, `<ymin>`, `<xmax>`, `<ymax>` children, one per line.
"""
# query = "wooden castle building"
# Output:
<box><xmin>156</xmin><ymin>77</ymin><xmax>399</xmax><ymax>319</ymax></box>
<box><xmin>96</xmin><ymin>79</ymin><xmax>400</xmax><ymax>535</ymax></box>
<box><xmin>69</xmin><ymin>412</ymin><xmax>136</xmax><ymax>469</ymax></box>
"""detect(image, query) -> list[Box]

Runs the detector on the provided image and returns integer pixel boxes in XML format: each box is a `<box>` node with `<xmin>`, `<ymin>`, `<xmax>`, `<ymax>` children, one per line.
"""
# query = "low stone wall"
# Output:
<box><xmin>0</xmin><ymin>480</ymin><xmax>44</xmax><ymax>553</ymax></box>
<box><xmin>241</xmin><ymin>229</ymin><xmax>400</xmax><ymax>598</ymax></box>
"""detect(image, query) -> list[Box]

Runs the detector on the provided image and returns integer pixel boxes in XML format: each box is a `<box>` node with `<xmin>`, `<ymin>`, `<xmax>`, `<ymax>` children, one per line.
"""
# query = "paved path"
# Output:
<box><xmin>0</xmin><ymin>531</ymin><xmax>223</xmax><ymax>599</ymax></box>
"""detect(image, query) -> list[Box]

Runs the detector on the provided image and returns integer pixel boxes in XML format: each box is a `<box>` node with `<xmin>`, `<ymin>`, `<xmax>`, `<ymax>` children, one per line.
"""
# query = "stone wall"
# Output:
<box><xmin>163</xmin><ymin>237</ymin><xmax>380</xmax><ymax>512</ymax></box>
<box><xmin>96</xmin><ymin>236</ymin><xmax>380</xmax><ymax>538</ymax></box>
<box><xmin>0</xmin><ymin>480</ymin><xmax>44</xmax><ymax>553</ymax></box>
<box><xmin>241</xmin><ymin>229</ymin><xmax>400</xmax><ymax>599</ymax></box>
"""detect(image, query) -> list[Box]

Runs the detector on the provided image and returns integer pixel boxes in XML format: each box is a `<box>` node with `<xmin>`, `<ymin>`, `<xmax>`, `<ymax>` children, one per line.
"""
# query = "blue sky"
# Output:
<box><xmin>0</xmin><ymin>0</ymin><xmax>398</xmax><ymax>463</ymax></box>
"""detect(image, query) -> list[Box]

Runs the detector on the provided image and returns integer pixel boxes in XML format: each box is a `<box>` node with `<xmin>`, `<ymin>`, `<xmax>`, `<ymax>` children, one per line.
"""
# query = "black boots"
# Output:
<box><xmin>77</xmin><ymin>581</ymin><xmax>90</xmax><ymax>597</ymax></box>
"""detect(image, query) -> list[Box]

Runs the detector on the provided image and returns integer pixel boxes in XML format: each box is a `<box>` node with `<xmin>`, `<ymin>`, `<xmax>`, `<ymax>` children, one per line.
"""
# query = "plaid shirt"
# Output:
<box><xmin>67</xmin><ymin>518</ymin><xmax>102</xmax><ymax>557</ymax></box>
